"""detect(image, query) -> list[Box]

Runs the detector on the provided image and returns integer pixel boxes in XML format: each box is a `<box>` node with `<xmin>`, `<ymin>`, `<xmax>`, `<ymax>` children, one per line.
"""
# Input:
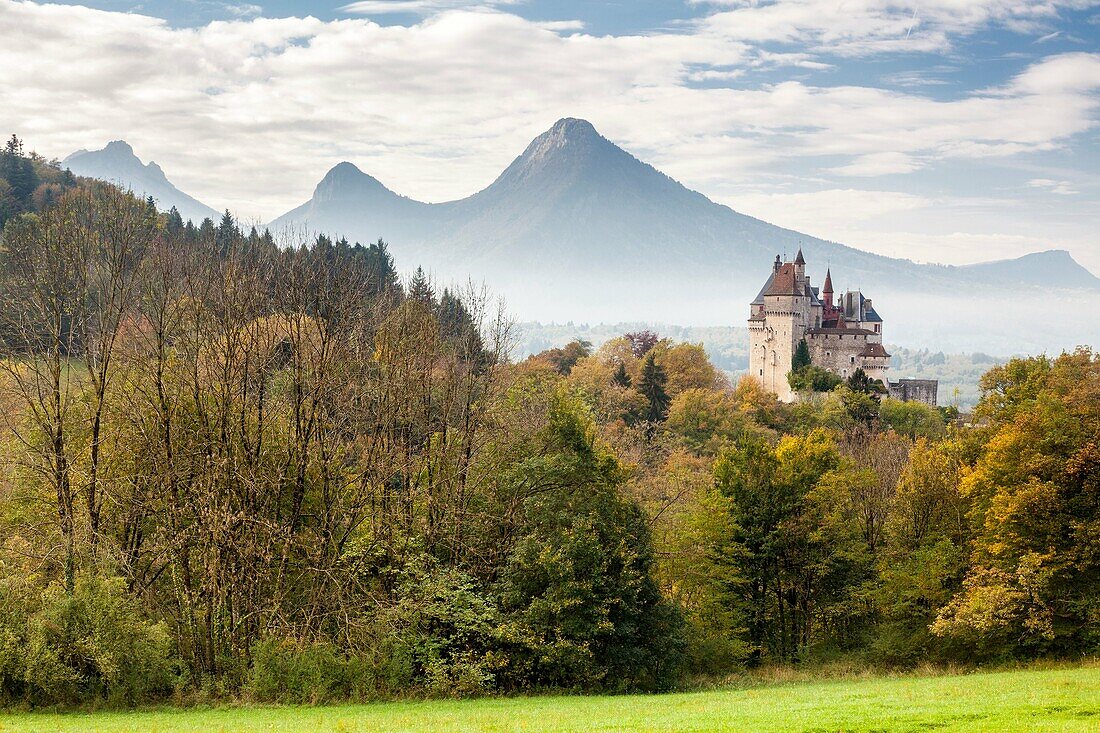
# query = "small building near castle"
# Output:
<box><xmin>747</xmin><ymin>250</ymin><xmax>937</xmax><ymax>405</ymax></box>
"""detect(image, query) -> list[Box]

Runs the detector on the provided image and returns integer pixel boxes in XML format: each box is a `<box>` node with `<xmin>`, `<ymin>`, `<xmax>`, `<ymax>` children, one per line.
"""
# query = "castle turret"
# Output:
<box><xmin>822</xmin><ymin>267</ymin><xmax>833</xmax><ymax>308</ymax></box>
<box><xmin>793</xmin><ymin>247</ymin><xmax>806</xmax><ymax>284</ymax></box>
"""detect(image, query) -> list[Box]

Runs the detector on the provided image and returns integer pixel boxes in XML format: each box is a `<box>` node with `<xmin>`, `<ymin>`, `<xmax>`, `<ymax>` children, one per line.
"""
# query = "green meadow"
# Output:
<box><xmin>2</xmin><ymin>664</ymin><xmax>1097</xmax><ymax>733</ymax></box>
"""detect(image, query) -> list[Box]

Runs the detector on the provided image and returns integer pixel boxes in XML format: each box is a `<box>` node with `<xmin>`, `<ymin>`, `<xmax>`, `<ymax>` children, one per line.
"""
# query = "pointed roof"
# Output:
<box><xmin>751</xmin><ymin>269</ymin><xmax>776</xmax><ymax>305</ymax></box>
<box><xmin>794</xmin><ymin>248</ymin><xmax>805</xmax><ymax>265</ymax></box>
<box><xmin>764</xmin><ymin>263</ymin><xmax>801</xmax><ymax>296</ymax></box>
<box><xmin>823</xmin><ymin>268</ymin><xmax>833</xmax><ymax>294</ymax></box>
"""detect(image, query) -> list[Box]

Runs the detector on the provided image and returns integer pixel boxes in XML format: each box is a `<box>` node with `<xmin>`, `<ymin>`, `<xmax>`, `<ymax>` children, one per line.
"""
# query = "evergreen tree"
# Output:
<box><xmin>198</xmin><ymin>216</ymin><xmax>216</xmax><ymax>244</ymax></box>
<box><xmin>365</xmin><ymin>239</ymin><xmax>401</xmax><ymax>301</ymax></box>
<box><xmin>4</xmin><ymin>134</ymin><xmax>22</xmax><ymax>157</ymax></box>
<box><xmin>613</xmin><ymin>362</ymin><xmax>632</xmax><ymax>388</ymax></box>
<box><xmin>792</xmin><ymin>339</ymin><xmax>811</xmax><ymax>371</ymax></box>
<box><xmin>165</xmin><ymin>206</ymin><xmax>184</xmax><ymax>235</ymax></box>
<box><xmin>215</xmin><ymin>210</ymin><xmax>236</xmax><ymax>254</ymax></box>
<box><xmin>847</xmin><ymin>367</ymin><xmax>885</xmax><ymax>396</ymax></box>
<box><xmin>638</xmin><ymin>352</ymin><xmax>670</xmax><ymax>422</ymax></box>
<box><xmin>407</xmin><ymin>266</ymin><xmax>435</xmax><ymax>306</ymax></box>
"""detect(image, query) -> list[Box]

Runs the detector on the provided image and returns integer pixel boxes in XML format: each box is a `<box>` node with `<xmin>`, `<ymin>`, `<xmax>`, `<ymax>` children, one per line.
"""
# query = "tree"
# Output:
<box><xmin>713</xmin><ymin>430</ymin><xmax>868</xmax><ymax>662</ymax></box>
<box><xmin>879</xmin><ymin>399</ymin><xmax>946</xmax><ymax>439</ymax></box>
<box><xmin>654</xmin><ymin>342</ymin><xmax>724</xmax><ymax>396</ymax></box>
<box><xmin>625</xmin><ymin>330</ymin><xmax>659</xmax><ymax>358</ymax></box>
<box><xmin>407</xmin><ymin>265</ymin><xmax>434</xmax><ymax>305</ymax></box>
<box><xmin>612</xmin><ymin>362</ymin><xmax>631</xmax><ymax>388</ymax></box>
<box><xmin>665</xmin><ymin>388</ymin><xmax>755</xmax><ymax>455</ymax></box>
<box><xmin>530</xmin><ymin>339</ymin><xmax>592</xmax><ymax>375</ymax></box>
<box><xmin>847</xmin><ymin>367</ymin><xmax>885</xmax><ymax>396</ymax></box>
<box><xmin>930</xmin><ymin>350</ymin><xmax>1100</xmax><ymax>656</ymax></box>
<box><xmin>495</xmin><ymin>393</ymin><xmax>684</xmax><ymax>691</ymax></box>
<box><xmin>788</xmin><ymin>364</ymin><xmax>842</xmax><ymax>393</ymax></box>
<box><xmin>638</xmin><ymin>352</ymin><xmax>670</xmax><ymax>423</ymax></box>
<box><xmin>792</xmin><ymin>339</ymin><xmax>811</xmax><ymax>371</ymax></box>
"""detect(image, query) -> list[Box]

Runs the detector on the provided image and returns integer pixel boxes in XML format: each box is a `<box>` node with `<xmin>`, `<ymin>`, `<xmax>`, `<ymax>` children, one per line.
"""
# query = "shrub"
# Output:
<box><xmin>247</xmin><ymin>639</ymin><xmax>344</xmax><ymax>704</ymax></box>
<box><xmin>14</xmin><ymin>574</ymin><xmax>177</xmax><ymax>706</ymax></box>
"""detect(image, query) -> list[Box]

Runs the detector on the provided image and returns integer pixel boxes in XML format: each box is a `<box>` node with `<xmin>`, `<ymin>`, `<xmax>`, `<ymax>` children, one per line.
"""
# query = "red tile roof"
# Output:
<box><xmin>764</xmin><ymin>263</ymin><xmax>801</xmax><ymax>296</ymax></box>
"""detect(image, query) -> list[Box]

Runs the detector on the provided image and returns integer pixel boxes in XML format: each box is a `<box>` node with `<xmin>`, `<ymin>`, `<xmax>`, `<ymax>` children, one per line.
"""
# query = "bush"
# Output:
<box><xmin>390</xmin><ymin>559</ymin><xmax>503</xmax><ymax>698</ymax></box>
<box><xmin>247</xmin><ymin>639</ymin><xmax>345</xmax><ymax>704</ymax></box>
<box><xmin>6</xmin><ymin>574</ymin><xmax>178</xmax><ymax>706</ymax></box>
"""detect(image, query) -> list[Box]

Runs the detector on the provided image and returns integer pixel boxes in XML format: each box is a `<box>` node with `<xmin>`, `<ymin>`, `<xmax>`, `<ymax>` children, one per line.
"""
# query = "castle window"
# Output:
<box><xmin>850</xmin><ymin>356</ymin><xmax>855</xmax><ymax>364</ymax></box>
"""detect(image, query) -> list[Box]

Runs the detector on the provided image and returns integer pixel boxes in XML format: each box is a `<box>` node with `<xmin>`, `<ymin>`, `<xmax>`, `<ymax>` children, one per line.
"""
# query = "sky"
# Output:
<box><xmin>2</xmin><ymin>0</ymin><xmax>1100</xmax><ymax>273</ymax></box>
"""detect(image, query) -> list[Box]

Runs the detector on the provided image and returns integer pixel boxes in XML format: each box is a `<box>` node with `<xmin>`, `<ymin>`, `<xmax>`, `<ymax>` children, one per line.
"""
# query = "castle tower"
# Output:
<box><xmin>748</xmin><ymin>253</ymin><xmax>810</xmax><ymax>402</ymax></box>
<box><xmin>822</xmin><ymin>267</ymin><xmax>833</xmax><ymax>308</ymax></box>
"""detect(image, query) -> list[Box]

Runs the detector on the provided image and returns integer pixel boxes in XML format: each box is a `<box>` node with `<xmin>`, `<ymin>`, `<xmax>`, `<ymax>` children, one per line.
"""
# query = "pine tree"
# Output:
<box><xmin>407</xmin><ymin>266</ymin><xmax>434</xmax><ymax>306</ymax></box>
<box><xmin>847</xmin><ymin>367</ymin><xmax>884</xmax><ymax>396</ymax></box>
<box><xmin>4</xmin><ymin>134</ymin><xmax>22</xmax><ymax>157</ymax></box>
<box><xmin>793</xmin><ymin>339</ymin><xmax>811</xmax><ymax>371</ymax></box>
<box><xmin>215</xmin><ymin>210</ymin><xmax>237</xmax><ymax>254</ymax></box>
<box><xmin>366</xmin><ymin>239</ymin><xmax>401</xmax><ymax>301</ymax></box>
<box><xmin>613</xmin><ymin>362</ymin><xmax>632</xmax><ymax>388</ymax></box>
<box><xmin>638</xmin><ymin>352</ymin><xmax>670</xmax><ymax>422</ymax></box>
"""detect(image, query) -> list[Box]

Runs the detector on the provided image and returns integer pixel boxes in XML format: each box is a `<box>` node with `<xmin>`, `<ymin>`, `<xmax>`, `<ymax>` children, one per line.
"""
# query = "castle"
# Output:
<box><xmin>748</xmin><ymin>250</ymin><xmax>937</xmax><ymax>405</ymax></box>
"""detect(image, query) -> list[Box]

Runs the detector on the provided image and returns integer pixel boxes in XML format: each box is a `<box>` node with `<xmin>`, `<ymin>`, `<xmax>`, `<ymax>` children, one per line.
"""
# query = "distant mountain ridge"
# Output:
<box><xmin>270</xmin><ymin>118</ymin><xmax>1099</xmax><ymax>295</ymax></box>
<box><xmin>63</xmin><ymin>141</ymin><xmax>219</xmax><ymax>224</ymax></box>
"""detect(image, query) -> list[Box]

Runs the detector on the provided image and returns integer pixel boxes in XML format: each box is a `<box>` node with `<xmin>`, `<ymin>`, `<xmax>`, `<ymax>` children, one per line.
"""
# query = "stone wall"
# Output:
<box><xmin>805</xmin><ymin>332</ymin><xmax>869</xmax><ymax>380</ymax></box>
<box><xmin>888</xmin><ymin>378</ymin><xmax>939</xmax><ymax>406</ymax></box>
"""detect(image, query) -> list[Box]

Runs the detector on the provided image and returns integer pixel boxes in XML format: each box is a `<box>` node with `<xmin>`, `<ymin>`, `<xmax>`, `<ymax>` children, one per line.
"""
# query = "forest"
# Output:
<box><xmin>0</xmin><ymin>136</ymin><xmax>1098</xmax><ymax>707</ymax></box>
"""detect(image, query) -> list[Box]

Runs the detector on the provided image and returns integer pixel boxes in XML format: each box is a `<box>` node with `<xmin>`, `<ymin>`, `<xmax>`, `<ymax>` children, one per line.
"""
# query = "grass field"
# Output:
<box><xmin>1</xmin><ymin>664</ymin><xmax>1097</xmax><ymax>733</ymax></box>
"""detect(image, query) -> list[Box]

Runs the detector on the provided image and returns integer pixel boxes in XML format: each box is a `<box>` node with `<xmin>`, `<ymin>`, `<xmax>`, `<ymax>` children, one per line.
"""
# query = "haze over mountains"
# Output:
<box><xmin>268</xmin><ymin>118</ymin><xmax>1100</xmax><ymax>352</ymax></box>
<box><xmin>63</xmin><ymin>141</ymin><xmax>219</xmax><ymax>224</ymax></box>
<box><xmin>66</xmin><ymin>120</ymin><xmax>1100</xmax><ymax>353</ymax></box>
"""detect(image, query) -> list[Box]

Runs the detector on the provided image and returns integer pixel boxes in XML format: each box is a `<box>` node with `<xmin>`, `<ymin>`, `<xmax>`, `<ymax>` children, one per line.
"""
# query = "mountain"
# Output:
<box><xmin>63</xmin><ymin>141</ymin><xmax>219</xmax><ymax>223</ymax></box>
<box><xmin>271</xmin><ymin>118</ymin><xmax>1100</xmax><ymax>351</ymax></box>
<box><xmin>959</xmin><ymin>250</ymin><xmax>1100</xmax><ymax>291</ymax></box>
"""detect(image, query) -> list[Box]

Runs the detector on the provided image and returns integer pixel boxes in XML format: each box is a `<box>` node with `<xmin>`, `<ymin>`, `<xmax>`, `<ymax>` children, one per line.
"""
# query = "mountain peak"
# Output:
<box><xmin>322</xmin><ymin>161</ymin><xmax>368</xmax><ymax>182</ymax></box>
<box><xmin>523</xmin><ymin>118</ymin><xmax>605</xmax><ymax>163</ymax></box>
<box><xmin>312</xmin><ymin>161</ymin><xmax>400</xmax><ymax>203</ymax></box>
<box><xmin>103</xmin><ymin>140</ymin><xmax>136</xmax><ymax>156</ymax></box>
<box><xmin>549</xmin><ymin>117</ymin><xmax>599</xmax><ymax>138</ymax></box>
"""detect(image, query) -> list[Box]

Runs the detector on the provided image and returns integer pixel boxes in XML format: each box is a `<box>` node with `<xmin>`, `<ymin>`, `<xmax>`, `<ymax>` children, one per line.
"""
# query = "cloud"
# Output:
<box><xmin>340</xmin><ymin>0</ymin><xmax>521</xmax><ymax>15</ymax></box>
<box><xmin>1005</xmin><ymin>51</ymin><xmax>1100</xmax><ymax>94</ymax></box>
<box><xmin>2</xmin><ymin>0</ymin><xmax>1098</xmax><ymax>226</ymax></box>
<box><xmin>832</xmin><ymin>152</ymin><xmax>922</xmax><ymax>177</ymax></box>
<box><xmin>1028</xmin><ymin>178</ymin><xmax>1079</xmax><ymax>194</ymax></box>
<box><xmin>221</xmin><ymin>3</ymin><xmax>262</xmax><ymax>18</ymax></box>
<box><xmin>691</xmin><ymin>0</ymin><xmax>1097</xmax><ymax>56</ymax></box>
